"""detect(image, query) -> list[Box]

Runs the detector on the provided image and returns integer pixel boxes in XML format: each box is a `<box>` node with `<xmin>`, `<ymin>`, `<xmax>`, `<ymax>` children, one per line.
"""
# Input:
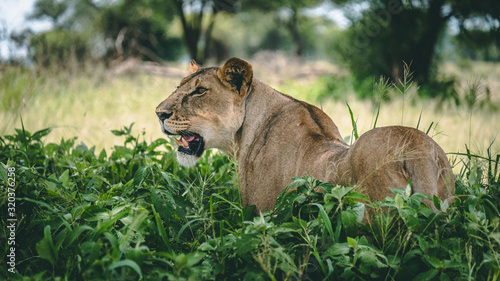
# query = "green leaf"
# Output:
<box><xmin>341</xmin><ymin>209</ymin><xmax>357</xmax><ymax>227</ymax></box>
<box><xmin>93</xmin><ymin>208</ymin><xmax>129</xmax><ymax>239</ymax></box>
<box><xmin>424</xmin><ymin>256</ymin><xmax>444</xmax><ymax>269</ymax></box>
<box><xmin>36</xmin><ymin>225</ymin><xmax>58</xmax><ymax>267</ymax></box>
<box><xmin>107</xmin><ymin>259</ymin><xmax>142</xmax><ymax>278</ymax></box>
<box><xmin>58</xmin><ymin>169</ymin><xmax>70</xmax><ymax>184</ymax></box>
<box><xmin>235</xmin><ymin>233</ymin><xmax>261</xmax><ymax>255</ymax></box>
<box><xmin>413</xmin><ymin>269</ymin><xmax>439</xmax><ymax>281</ymax></box>
<box><xmin>104</xmin><ymin>233</ymin><xmax>120</xmax><ymax>259</ymax></box>
<box><xmin>32</xmin><ymin>128</ymin><xmax>52</xmax><ymax>141</ymax></box>
<box><xmin>243</xmin><ymin>271</ymin><xmax>266</xmax><ymax>281</ymax></box>
<box><xmin>288</xmin><ymin>177</ymin><xmax>307</xmax><ymax>188</ymax></box>
<box><xmin>133</xmin><ymin>166</ymin><xmax>149</xmax><ymax>188</ymax></box>
<box><xmin>0</xmin><ymin>164</ymin><xmax>7</xmax><ymax>182</ymax></box>
<box><xmin>152</xmin><ymin>204</ymin><xmax>172</xmax><ymax>252</ymax></box>
<box><xmin>324</xmin><ymin>243</ymin><xmax>351</xmax><ymax>257</ymax></box>
<box><xmin>395</xmin><ymin>193</ymin><xmax>404</xmax><ymax>209</ymax></box>
<box><xmin>82</xmin><ymin>241</ymin><xmax>101</xmax><ymax>265</ymax></box>
<box><xmin>405</xmin><ymin>181</ymin><xmax>412</xmax><ymax>197</ymax></box>
<box><xmin>356</xmin><ymin>250</ymin><xmax>388</xmax><ymax>275</ymax></box>
<box><xmin>198</xmin><ymin>242</ymin><xmax>216</xmax><ymax>252</ymax></box>
<box><xmin>432</xmin><ymin>195</ymin><xmax>441</xmax><ymax>210</ymax></box>
<box><xmin>64</xmin><ymin>225</ymin><xmax>94</xmax><ymax>247</ymax></box>
<box><xmin>176</xmin><ymin>218</ymin><xmax>210</xmax><ymax>242</ymax></box>
<box><xmin>347</xmin><ymin>237</ymin><xmax>357</xmax><ymax>248</ymax></box>
<box><xmin>309</xmin><ymin>203</ymin><xmax>335</xmax><ymax>242</ymax></box>
<box><xmin>111</xmin><ymin>130</ymin><xmax>126</xmax><ymax>136</ymax></box>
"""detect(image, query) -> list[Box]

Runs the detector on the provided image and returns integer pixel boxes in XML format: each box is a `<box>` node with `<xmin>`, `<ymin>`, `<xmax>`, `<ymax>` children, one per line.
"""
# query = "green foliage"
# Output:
<box><xmin>1</xmin><ymin>125</ymin><xmax>499</xmax><ymax>280</ymax></box>
<box><xmin>30</xmin><ymin>30</ymin><xmax>90</xmax><ymax>69</ymax></box>
<box><xmin>98</xmin><ymin>0</ymin><xmax>183</xmax><ymax>62</ymax></box>
<box><xmin>331</xmin><ymin>0</ymin><xmax>500</xmax><ymax>99</ymax></box>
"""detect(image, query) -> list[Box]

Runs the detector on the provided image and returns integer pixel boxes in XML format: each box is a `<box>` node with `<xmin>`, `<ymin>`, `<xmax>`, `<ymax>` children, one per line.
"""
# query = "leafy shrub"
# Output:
<box><xmin>30</xmin><ymin>30</ymin><xmax>89</xmax><ymax>70</ymax></box>
<box><xmin>1</xmin><ymin>125</ymin><xmax>499</xmax><ymax>280</ymax></box>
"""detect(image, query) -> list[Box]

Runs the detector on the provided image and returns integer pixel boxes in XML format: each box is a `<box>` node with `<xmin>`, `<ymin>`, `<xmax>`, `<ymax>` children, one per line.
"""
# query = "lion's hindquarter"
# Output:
<box><xmin>347</xmin><ymin>126</ymin><xmax>455</xmax><ymax>205</ymax></box>
<box><xmin>236</xmin><ymin>79</ymin><xmax>454</xmax><ymax>213</ymax></box>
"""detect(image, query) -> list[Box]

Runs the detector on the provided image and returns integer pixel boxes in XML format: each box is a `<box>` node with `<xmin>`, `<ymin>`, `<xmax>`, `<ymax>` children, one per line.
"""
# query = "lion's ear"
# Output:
<box><xmin>218</xmin><ymin>57</ymin><xmax>253</xmax><ymax>96</ymax></box>
<box><xmin>189</xmin><ymin>60</ymin><xmax>201</xmax><ymax>73</ymax></box>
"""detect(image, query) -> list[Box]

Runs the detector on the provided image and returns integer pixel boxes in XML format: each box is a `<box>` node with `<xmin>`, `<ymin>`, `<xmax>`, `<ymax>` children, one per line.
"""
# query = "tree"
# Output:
<box><xmin>332</xmin><ymin>0</ymin><xmax>500</xmax><ymax>84</ymax></box>
<box><xmin>25</xmin><ymin>0</ymin><xmax>182</xmax><ymax>68</ymax></box>
<box><xmin>241</xmin><ymin>0</ymin><xmax>323</xmax><ymax>57</ymax></box>
<box><xmin>29</xmin><ymin>0</ymin><xmax>68</xmax><ymax>27</ymax></box>
<box><xmin>98</xmin><ymin>0</ymin><xmax>182</xmax><ymax>63</ymax></box>
<box><xmin>172</xmin><ymin>0</ymin><xmax>238</xmax><ymax>64</ymax></box>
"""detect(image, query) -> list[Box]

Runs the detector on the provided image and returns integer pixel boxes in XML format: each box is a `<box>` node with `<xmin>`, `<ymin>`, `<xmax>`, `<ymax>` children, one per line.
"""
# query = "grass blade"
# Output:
<box><xmin>93</xmin><ymin>208</ymin><xmax>129</xmax><ymax>239</ymax></box>
<box><xmin>373</xmin><ymin>106</ymin><xmax>380</xmax><ymax>129</ymax></box>
<box><xmin>426</xmin><ymin>122</ymin><xmax>434</xmax><ymax>135</ymax></box>
<box><xmin>176</xmin><ymin>218</ymin><xmax>210</xmax><ymax>242</ymax></box>
<box><xmin>416</xmin><ymin>109</ymin><xmax>423</xmax><ymax>130</ymax></box>
<box><xmin>346</xmin><ymin>102</ymin><xmax>359</xmax><ymax>140</ymax></box>
<box><xmin>152</xmin><ymin>204</ymin><xmax>172</xmax><ymax>253</ymax></box>
<box><xmin>309</xmin><ymin>203</ymin><xmax>335</xmax><ymax>243</ymax></box>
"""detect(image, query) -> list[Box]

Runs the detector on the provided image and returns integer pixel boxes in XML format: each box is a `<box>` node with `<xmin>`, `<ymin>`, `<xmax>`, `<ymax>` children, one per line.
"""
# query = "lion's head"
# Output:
<box><xmin>155</xmin><ymin>58</ymin><xmax>253</xmax><ymax>166</ymax></box>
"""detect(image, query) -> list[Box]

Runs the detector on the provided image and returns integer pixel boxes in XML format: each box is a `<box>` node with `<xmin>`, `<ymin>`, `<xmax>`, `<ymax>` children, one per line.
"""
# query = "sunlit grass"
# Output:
<box><xmin>1</xmin><ymin>60</ymin><xmax>499</xmax><ymax>167</ymax></box>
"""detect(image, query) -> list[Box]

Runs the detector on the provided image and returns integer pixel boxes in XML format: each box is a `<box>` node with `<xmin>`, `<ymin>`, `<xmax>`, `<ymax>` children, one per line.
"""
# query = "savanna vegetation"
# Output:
<box><xmin>1</xmin><ymin>0</ymin><xmax>500</xmax><ymax>280</ymax></box>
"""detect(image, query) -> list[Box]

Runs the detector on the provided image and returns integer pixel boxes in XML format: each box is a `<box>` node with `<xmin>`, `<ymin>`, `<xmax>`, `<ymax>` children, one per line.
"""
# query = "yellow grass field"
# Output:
<box><xmin>1</xmin><ymin>58</ymin><xmax>499</xmax><ymax>173</ymax></box>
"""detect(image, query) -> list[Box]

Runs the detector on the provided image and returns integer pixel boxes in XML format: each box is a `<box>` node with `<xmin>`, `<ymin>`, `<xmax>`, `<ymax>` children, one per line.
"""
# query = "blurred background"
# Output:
<box><xmin>1</xmin><ymin>0</ymin><xmax>499</xmax><ymax>164</ymax></box>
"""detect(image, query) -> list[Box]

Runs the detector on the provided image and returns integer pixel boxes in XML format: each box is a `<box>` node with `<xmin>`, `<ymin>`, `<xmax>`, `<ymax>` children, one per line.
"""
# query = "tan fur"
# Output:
<box><xmin>156</xmin><ymin>57</ymin><xmax>455</xmax><ymax>213</ymax></box>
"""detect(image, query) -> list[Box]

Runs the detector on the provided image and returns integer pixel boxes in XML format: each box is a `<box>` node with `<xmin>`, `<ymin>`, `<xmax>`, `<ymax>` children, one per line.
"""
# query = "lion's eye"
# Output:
<box><xmin>190</xmin><ymin>87</ymin><xmax>207</xmax><ymax>96</ymax></box>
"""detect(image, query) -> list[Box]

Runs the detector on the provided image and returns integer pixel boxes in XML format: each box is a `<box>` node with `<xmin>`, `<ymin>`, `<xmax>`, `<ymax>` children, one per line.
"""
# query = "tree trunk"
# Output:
<box><xmin>413</xmin><ymin>0</ymin><xmax>447</xmax><ymax>82</ymax></box>
<box><xmin>202</xmin><ymin>13</ymin><xmax>217</xmax><ymax>64</ymax></box>
<box><xmin>287</xmin><ymin>8</ymin><xmax>304</xmax><ymax>57</ymax></box>
<box><xmin>173</xmin><ymin>0</ymin><xmax>203</xmax><ymax>62</ymax></box>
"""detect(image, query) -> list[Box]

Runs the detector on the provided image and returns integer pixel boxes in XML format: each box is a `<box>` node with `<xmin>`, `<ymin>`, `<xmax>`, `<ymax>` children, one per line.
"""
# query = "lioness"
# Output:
<box><xmin>156</xmin><ymin>57</ymin><xmax>455</xmax><ymax>213</ymax></box>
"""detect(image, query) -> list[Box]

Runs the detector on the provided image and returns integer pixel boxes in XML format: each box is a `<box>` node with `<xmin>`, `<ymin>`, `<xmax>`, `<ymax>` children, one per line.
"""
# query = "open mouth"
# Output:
<box><xmin>173</xmin><ymin>133</ymin><xmax>204</xmax><ymax>157</ymax></box>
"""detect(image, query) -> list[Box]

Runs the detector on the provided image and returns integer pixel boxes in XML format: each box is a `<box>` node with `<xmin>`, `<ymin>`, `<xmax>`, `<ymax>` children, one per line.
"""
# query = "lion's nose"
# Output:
<box><xmin>156</xmin><ymin>111</ymin><xmax>173</xmax><ymax>122</ymax></box>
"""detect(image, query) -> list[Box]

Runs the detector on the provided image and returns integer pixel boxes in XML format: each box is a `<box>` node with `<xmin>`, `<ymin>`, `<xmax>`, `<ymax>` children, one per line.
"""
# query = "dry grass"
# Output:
<box><xmin>1</xmin><ymin>57</ymin><xmax>499</xmax><ymax>170</ymax></box>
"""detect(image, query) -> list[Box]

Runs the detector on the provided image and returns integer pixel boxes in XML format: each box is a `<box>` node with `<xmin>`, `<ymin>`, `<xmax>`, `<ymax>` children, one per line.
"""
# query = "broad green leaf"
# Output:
<box><xmin>288</xmin><ymin>177</ymin><xmax>307</xmax><ymax>187</ymax></box>
<box><xmin>424</xmin><ymin>256</ymin><xmax>444</xmax><ymax>269</ymax></box>
<box><xmin>395</xmin><ymin>193</ymin><xmax>404</xmax><ymax>209</ymax></box>
<box><xmin>64</xmin><ymin>225</ymin><xmax>94</xmax><ymax>247</ymax></box>
<box><xmin>133</xmin><ymin>166</ymin><xmax>149</xmax><ymax>188</ymax></box>
<box><xmin>107</xmin><ymin>259</ymin><xmax>142</xmax><ymax>278</ymax></box>
<box><xmin>432</xmin><ymin>195</ymin><xmax>441</xmax><ymax>210</ymax></box>
<box><xmin>324</xmin><ymin>243</ymin><xmax>351</xmax><ymax>257</ymax></box>
<box><xmin>36</xmin><ymin>225</ymin><xmax>58</xmax><ymax>266</ymax></box>
<box><xmin>347</xmin><ymin>237</ymin><xmax>357</xmax><ymax>247</ymax></box>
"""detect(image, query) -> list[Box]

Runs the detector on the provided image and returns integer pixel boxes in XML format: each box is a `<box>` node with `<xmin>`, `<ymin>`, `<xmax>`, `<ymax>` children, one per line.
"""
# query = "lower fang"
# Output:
<box><xmin>174</xmin><ymin>138</ymin><xmax>180</xmax><ymax>146</ymax></box>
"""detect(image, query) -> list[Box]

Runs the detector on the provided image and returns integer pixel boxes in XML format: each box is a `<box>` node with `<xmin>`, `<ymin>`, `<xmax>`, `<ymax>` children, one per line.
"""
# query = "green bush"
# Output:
<box><xmin>30</xmin><ymin>30</ymin><xmax>89</xmax><ymax>70</ymax></box>
<box><xmin>1</xmin><ymin>125</ymin><xmax>499</xmax><ymax>280</ymax></box>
